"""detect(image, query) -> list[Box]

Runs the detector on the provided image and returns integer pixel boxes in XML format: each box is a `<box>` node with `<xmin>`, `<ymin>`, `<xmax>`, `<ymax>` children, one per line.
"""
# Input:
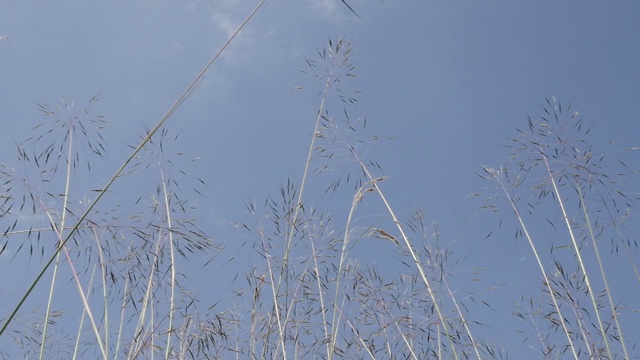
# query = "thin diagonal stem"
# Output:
<box><xmin>0</xmin><ymin>0</ymin><xmax>267</xmax><ymax>338</ymax></box>
<box><xmin>489</xmin><ymin>167</ymin><xmax>578</xmax><ymax>359</ymax></box>
<box><xmin>349</xmin><ymin>145</ymin><xmax>460</xmax><ymax>360</ymax></box>
<box><xmin>541</xmin><ymin>154</ymin><xmax>612</xmax><ymax>358</ymax></box>
<box><xmin>577</xmin><ymin>183</ymin><xmax>629</xmax><ymax>359</ymax></box>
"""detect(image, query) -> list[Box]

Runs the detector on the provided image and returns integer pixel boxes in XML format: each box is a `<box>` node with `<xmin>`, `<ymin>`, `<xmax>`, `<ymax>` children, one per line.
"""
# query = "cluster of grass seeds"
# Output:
<box><xmin>480</xmin><ymin>97</ymin><xmax>639</xmax><ymax>359</ymax></box>
<box><xmin>0</xmin><ymin>95</ymin><xmax>221</xmax><ymax>359</ymax></box>
<box><xmin>224</xmin><ymin>37</ymin><xmax>492</xmax><ymax>360</ymax></box>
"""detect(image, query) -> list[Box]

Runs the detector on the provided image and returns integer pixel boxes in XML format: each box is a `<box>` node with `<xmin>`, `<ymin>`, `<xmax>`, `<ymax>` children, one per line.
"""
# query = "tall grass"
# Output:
<box><xmin>228</xmin><ymin>38</ymin><xmax>485</xmax><ymax>359</ymax></box>
<box><xmin>480</xmin><ymin>97</ymin><xmax>638</xmax><ymax>359</ymax></box>
<box><xmin>0</xmin><ymin>94</ymin><xmax>219</xmax><ymax>359</ymax></box>
<box><xmin>1</xmin><ymin>8</ymin><xmax>638</xmax><ymax>360</ymax></box>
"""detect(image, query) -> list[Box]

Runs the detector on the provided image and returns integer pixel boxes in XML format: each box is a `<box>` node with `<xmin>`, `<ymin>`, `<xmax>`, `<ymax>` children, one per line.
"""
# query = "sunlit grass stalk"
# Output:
<box><xmin>328</xmin><ymin>186</ymin><xmax>360</xmax><ymax>359</ymax></box>
<box><xmin>40</xmin><ymin>242</ymin><xmax>62</xmax><ymax>359</ymax></box>
<box><xmin>247</xmin><ymin>273</ymin><xmax>257</xmax><ymax>357</ymax></box>
<box><xmin>73</xmin><ymin>264</ymin><xmax>97</xmax><ymax>360</ymax></box>
<box><xmin>264</xmin><ymin>39</ymin><xmax>336</xmax><ymax>360</ymax></box>
<box><xmin>114</xmin><ymin>278</ymin><xmax>129</xmax><ymax>359</ymax></box>
<box><xmin>312</xmin><ymin>60</ymin><xmax>470</xmax><ymax>354</ymax></box>
<box><xmin>487</xmin><ymin>166</ymin><xmax>578</xmax><ymax>359</ymax></box>
<box><xmin>391</xmin><ymin>319</ymin><xmax>417</xmax><ymax>360</ymax></box>
<box><xmin>443</xmin><ymin>277</ymin><xmax>481</xmax><ymax>359</ymax></box>
<box><xmin>436</xmin><ymin>323</ymin><xmax>442</xmax><ymax>359</ymax></box>
<box><xmin>62</xmin><ymin>237</ymin><xmax>107</xmax><ymax>358</ymax></box>
<box><xmin>40</xmin><ymin>116</ymin><xmax>75</xmax><ymax>360</ymax></box>
<box><xmin>568</xmin><ymin>295</ymin><xmax>593</xmax><ymax>359</ymax></box>
<box><xmin>263</xmin><ymin>238</ymin><xmax>287</xmax><ymax>359</ymax></box>
<box><xmin>127</xmin><ymin>226</ymin><xmax>164</xmax><ymax>358</ymax></box>
<box><xmin>523</xmin><ymin>303</ymin><xmax>553</xmax><ymax>354</ymax></box>
<box><xmin>159</xmin><ymin>167</ymin><xmax>177</xmax><ymax>360</ymax></box>
<box><xmin>260</xmin><ymin>229</ymin><xmax>287</xmax><ymax>359</ymax></box>
<box><xmin>407</xmin><ymin>308</ymin><xmax>415</xmax><ymax>356</ymax></box>
<box><xmin>309</xmin><ymin>240</ymin><xmax>331</xmax><ymax>359</ymax></box>
<box><xmin>347</xmin><ymin>145</ymin><xmax>460</xmax><ymax>360</ymax></box>
<box><xmin>92</xmin><ymin>225</ymin><xmax>110</xmax><ymax>358</ymax></box>
<box><xmin>150</xmin><ymin>295</ymin><xmax>156</xmax><ymax>360</ymax></box>
<box><xmin>541</xmin><ymin>154</ymin><xmax>612</xmax><ymax>358</ymax></box>
<box><xmin>249</xmin><ymin>270</ymin><xmax>263</xmax><ymax>358</ymax></box>
<box><xmin>343</xmin><ymin>315</ymin><xmax>375</xmax><ymax>359</ymax></box>
<box><xmin>297</xmin><ymin>37</ymin><xmax>470</xmax><ymax>358</ymax></box>
<box><xmin>575</xmin><ymin>177</ymin><xmax>628</xmax><ymax>358</ymax></box>
<box><xmin>235</xmin><ymin>314</ymin><xmax>242</xmax><ymax>360</ymax></box>
<box><xmin>598</xmin><ymin>192</ymin><xmax>640</xmax><ymax>285</ymax></box>
<box><xmin>279</xmin><ymin>262</ymin><xmax>311</xmax><ymax>358</ymax></box>
<box><xmin>27</xmin><ymin>126</ymin><xmax>108</xmax><ymax>359</ymax></box>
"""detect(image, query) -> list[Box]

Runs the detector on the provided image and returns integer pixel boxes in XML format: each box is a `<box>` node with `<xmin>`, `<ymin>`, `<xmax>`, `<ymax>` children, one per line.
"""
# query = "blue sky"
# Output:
<box><xmin>1</xmin><ymin>1</ymin><xmax>639</xmax><ymax>358</ymax></box>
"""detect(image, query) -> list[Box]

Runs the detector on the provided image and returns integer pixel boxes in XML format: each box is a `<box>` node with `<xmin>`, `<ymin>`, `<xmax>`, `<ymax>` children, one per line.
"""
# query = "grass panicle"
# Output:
<box><xmin>480</xmin><ymin>97</ymin><xmax>637</xmax><ymax>359</ymax></box>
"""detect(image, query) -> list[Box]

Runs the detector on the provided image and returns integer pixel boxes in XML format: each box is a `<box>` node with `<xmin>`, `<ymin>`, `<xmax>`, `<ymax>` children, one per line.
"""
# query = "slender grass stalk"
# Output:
<box><xmin>159</xmin><ymin>167</ymin><xmax>177</xmax><ymax>360</ymax></box>
<box><xmin>262</xmin><ymin>228</ymin><xmax>287</xmax><ymax>359</ymax></box>
<box><xmin>73</xmin><ymin>264</ymin><xmax>97</xmax><ymax>360</ymax></box>
<box><xmin>62</xmin><ymin>238</ymin><xmax>107</xmax><ymax>358</ymax></box>
<box><xmin>309</xmin><ymin>239</ymin><xmax>331</xmax><ymax>359</ymax></box>
<box><xmin>305</xmin><ymin>64</ymin><xmax>471</xmax><ymax>355</ymax></box>
<box><xmin>598</xmin><ymin>191</ymin><xmax>640</xmax><ymax>284</ymax></box>
<box><xmin>407</xmin><ymin>308</ymin><xmax>416</xmax><ymax>357</ymax></box>
<box><xmin>575</xmin><ymin>179</ymin><xmax>629</xmax><ymax>358</ymax></box>
<box><xmin>21</xmin><ymin>130</ymin><xmax>108</xmax><ymax>359</ymax></box>
<box><xmin>150</xmin><ymin>296</ymin><xmax>155</xmax><ymax>360</ymax></box>
<box><xmin>40</xmin><ymin>110</ymin><xmax>75</xmax><ymax>360</ymax></box>
<box><xmin>569</xmin><ymin>295</ymin><xmax>594</xmax><ymax>359</ymax></box>
<box><xmin>41</xmin><ymin>246</ymin><xmax>62</xmax><ymax>358</ymax></box>
<box><xmin>436</xmin><ymin>323</ymin><xmax>442</xmax><ymax>359</ymax></box>
<box><xmin>343</xmin><ymin>316</ymin><xmax>376</xmax><ymax>360</ymax></box>
<box><xmin>541</xmin><ymin>150</ymin><xmax>612</xmax><ymax>358</ymax></box>
<box><xmin>276</xmin><ymin>36</ymin><xmax>478</xmax><ymax>358</ymax></box>
<box><xmin>392</xmin><ymin>319</ymin><xmax>418</xmax><ymax>360</ymax></box>
<box><xmin>479</xmin><ymin>98</ymin><xmax>639</xmax><ymax>357</ymax></box>
<box><xmin>248</xmin><ymin>270</ymin><xmax>265</xmax><ymax>359</ymax></box>
<box><xmin>92</xmin><ymin>224</ymin><xmax>110</xmax><ymax>358</ymax></box>
<box><xmin>279</xmin><ymin>261</ymin><xmax>312</xmax><ymax>358</ymax></box>
<box><xmin>128</xmin><ymin>224</ymin><xmax>164</xmax><ymax>358</ymax></box>
<box><xmin>347</xmin><ymin>145</ymin><xmax>460</xmax><ymax>360</ymax></box>
<box><xmin>114</xmin><ymin>278</ymin><xmax>129</xmax><ymax>360</ymax></box>
<box><xmin>485</xmin><ymin>165</ymin><xmax>579</xmax><ymax>359</ymax></box>
<box><xmin>443</xmin><ymin>277</ymin><xmax>481</xmax><ymax>360</ymax></box>
<box><xmin>262</xmin><ymin>36</ymin><xmax>339</xmax><ymax>360</ymax></box>
<box><xmin>328</xmin><ymin>185</ymin><xmax>360</xmax><ymax>359</ymax></box>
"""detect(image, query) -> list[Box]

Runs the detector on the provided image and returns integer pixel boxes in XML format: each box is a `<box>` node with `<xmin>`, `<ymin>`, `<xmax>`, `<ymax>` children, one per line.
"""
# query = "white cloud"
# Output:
<box><xmin>308</xmin><ymin>0</ymin><xmax>362</xmax><ymax>23</ymax></box>
<box><xmin>312</xmin><ymin>0</ymin><xmax>338</xmax><ymax>16</ymax></box>
<box><xmin>211</xmin><ymin>11</ymin><xmax>237</xmax><ymax>38</ymax></box>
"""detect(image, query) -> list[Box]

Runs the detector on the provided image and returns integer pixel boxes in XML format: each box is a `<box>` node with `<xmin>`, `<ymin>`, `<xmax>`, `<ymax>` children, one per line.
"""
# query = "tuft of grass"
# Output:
<box><xmin>480</xmin><ymin>97</ymin><xmax>638</xmax><ymax>359</ymax></box>
<box><xmin>0</xmin><ymin>95</ymin><xmax>219</xmax><ymax>359</ymax></box>
<box><xmin>229</xmin><ymin>37</ymin><xmax>485</xmax><ymax>360</ymax></box>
